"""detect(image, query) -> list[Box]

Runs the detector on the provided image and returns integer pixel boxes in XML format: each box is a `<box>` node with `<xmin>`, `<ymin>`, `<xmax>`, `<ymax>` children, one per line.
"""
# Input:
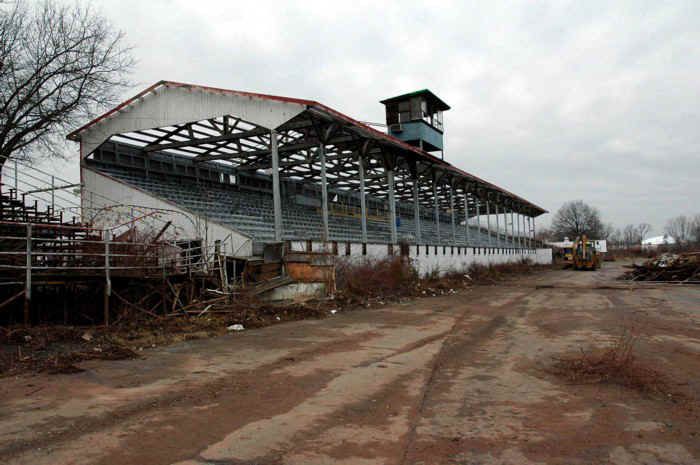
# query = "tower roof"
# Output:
<box><xmin>380</xmin><ymin>89</ymin><xmax>450</xmax><ymax>111</ymax></box>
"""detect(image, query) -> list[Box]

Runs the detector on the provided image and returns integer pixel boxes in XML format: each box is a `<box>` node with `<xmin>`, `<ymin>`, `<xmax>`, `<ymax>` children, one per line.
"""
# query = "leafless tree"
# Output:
<box><xmin>622</xmin><ymin>224</ymin><xmax>638</xmax><ymax>248</ymax></box>
<box><xmin>534</xmin><ymin>226</ymin><xmax>554</xmax><ymax>242</ymax></box>
<box><xmin>551</xmin><ymin>200</ymin><xmax>606</xmax><ymax>240</ymax></box>
<box><xmin>0</xmin><ymin>0</ymin><xmax>133</xmax><ymax>181</ymax></box>
<box><xmin>665</xmin><ymin>215</ymin><xmax>692</xmax><ymax>245</ymax></box>
<box><xmin>690</xmin><ymin>214</ymin><xmax>700</xmax><ymax>245</ymax></box>
<box><xmin>637</xmin><ymin>223</ymin><xmax>651</xmax><ymax>241</ymax></box>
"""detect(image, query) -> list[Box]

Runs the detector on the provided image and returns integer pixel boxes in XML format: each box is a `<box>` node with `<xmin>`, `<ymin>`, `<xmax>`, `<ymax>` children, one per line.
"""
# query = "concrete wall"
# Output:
<box><xmin>82</xmin><ymin>167</ymin><xmax>253</xmax><ymax>256</ymax></box>
<box><xmin>289</xmin><ymin>240</ymin><xmax>552</xmax><ymax>277</ymax></box>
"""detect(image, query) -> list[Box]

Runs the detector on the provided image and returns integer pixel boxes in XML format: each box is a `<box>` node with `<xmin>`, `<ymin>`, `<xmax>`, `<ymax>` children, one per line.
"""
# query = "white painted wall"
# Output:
<box><xmin>82</xmin><ymin>167</ymin><xmax>253</xmax><ymax>256</ymax></box>
<box><xmin>325</xmin><ymin>239</ymin><xmax>553</xmax><ymax>277</ymax></box>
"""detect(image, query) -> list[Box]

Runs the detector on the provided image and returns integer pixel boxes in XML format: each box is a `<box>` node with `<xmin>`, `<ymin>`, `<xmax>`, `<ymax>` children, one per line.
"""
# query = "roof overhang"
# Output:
<box><xmin>68</xmin><ymin>81</ymin><xmax>546</xmax><ymax>216</ymax></box>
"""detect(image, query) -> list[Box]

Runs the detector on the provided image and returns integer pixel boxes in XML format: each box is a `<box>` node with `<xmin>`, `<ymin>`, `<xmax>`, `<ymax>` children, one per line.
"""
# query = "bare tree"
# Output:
<box><xmin>608</xmin><ymin>227</ymin><xmax>622</xmax><ymax>249</ymax></box>
<box><xmin>691</xmin><ymin>214</ymin><xmax>700</xmax><ymax>245</ymax></box>
<box><xmin>637</xmin><ymin>223</ymin><xmax>651</xmax><ymax>241</ymax></box>
<box><xmin>551</xmin><ymin>200</ymin><xmax>605</xmax><ymax>240</ymax></box>
<box><xmin>665</xmin><ymin>215</ymin><xmax>692</xmax><ymax>245</ymax></box>
<box><xmin>622</xmin><ymin>224</ymin><xmax>638</xmax><ymax>248</ymax></box>
<box><xmin>0</xmin><ymin>0</ymin><xmax>133</xmax><ymax>180</ymax></box>
<box><xmin>534</xmin><ymin>226</ymin><xmax>554</xmax><ymax>242</ymax></box>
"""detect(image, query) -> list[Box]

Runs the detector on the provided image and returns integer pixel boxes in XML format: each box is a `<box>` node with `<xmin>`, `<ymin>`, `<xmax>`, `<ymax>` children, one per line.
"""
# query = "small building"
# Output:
<box><xmin>381</xmin><ymin>90</ymin><xmax>450</xmax><ymax>157</ymax></box>
<box><xmin>642</xmin><ymin>235</ymin><xmax>676</xmax><ymax>249</ymax></box>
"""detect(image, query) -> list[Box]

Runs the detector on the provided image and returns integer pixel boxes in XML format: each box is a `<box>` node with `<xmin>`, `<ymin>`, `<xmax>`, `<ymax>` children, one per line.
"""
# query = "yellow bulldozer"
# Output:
<box><xmin>571</xmin><ymin>235</ymin><xmax>600</xmax><ymax>270</ymax></box>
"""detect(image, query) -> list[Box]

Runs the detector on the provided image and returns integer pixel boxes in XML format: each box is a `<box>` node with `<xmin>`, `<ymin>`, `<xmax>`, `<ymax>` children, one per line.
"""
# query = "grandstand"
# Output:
<box><xmin>69</xmin><ymin>81</ymin><xmax>549</xmax><ymax>263</ymax></box>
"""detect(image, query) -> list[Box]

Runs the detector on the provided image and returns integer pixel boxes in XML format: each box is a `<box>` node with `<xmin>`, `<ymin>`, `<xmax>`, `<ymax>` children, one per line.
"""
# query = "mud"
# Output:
<box><xmin>1</xmin><ymin>261</ymin><xmax>699</xmax><ymax>464</ymax></box>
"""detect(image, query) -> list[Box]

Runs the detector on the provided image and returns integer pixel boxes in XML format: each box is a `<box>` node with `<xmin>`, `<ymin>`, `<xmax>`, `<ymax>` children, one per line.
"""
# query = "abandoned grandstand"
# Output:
<box><xmin>0</xmin><ymin>81</ymin><xmax>551</xmax><ymax>325</ymax></box>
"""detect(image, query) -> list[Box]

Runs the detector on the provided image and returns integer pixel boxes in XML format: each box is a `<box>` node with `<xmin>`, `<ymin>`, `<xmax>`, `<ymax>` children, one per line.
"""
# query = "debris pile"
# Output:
<box><xmin>0</xmin><ymin>326</ymin><xmax>138</xmax><ymax>375</ymax></box>
<box><xmin>622</xmin><ymin>252</ymin><xmax>700</xmax><ymax>283</ymax></box>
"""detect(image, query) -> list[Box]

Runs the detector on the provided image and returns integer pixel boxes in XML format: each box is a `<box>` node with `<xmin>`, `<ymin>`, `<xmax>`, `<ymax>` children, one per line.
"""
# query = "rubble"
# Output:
<box><xmin>621</xmin><ymin>252</ymin><xmax>700</xmax><ymax>282</ymax></box>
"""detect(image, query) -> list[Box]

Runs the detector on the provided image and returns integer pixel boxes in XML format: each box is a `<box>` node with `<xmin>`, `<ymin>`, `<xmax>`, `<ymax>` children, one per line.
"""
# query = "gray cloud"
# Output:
<box><xmin>51</xmin><ymin>0</ymin><xmax>700</xmax><ymax>235</ymax></box>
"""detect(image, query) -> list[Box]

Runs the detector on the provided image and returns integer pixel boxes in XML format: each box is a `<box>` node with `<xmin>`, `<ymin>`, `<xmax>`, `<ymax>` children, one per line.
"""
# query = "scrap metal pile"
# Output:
<box><xmin>623</xmin><ymin>252</ymin><xmax>700</xmax><ymax>283</ymax></box>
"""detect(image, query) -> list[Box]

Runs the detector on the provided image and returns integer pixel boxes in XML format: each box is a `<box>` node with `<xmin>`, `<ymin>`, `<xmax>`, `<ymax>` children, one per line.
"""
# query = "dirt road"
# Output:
<box><xmin>1</xmin><ymin>262</ymin><xmax>699</xmax><ymax>464</ymax></box>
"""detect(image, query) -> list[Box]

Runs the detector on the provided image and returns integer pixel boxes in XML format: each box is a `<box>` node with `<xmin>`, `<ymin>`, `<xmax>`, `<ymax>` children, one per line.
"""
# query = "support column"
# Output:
<box><xmin>387</xmin><ymin>169</ymin><xmax>397</xmax><ymax>244</ymax></box>
<box><xmin>358</xmin><ymin>155</ymin><xmax>368</xmax><ymax>243</ymax></box>
<box><xmin>510</xmin><ymin>209</ymin><xmax>515</xmax><ymax>246</ymax></box>
<box><xmin>528</xmin><ymin>216</ymin><xmax>532</xmax><ymax>248</ymax></box>
<box><xmin>433</xmin><ymin>181</ymin><xmax>440</xmax><ymax>243</ymax></box>
<box><xmin>486</xmin><ymin>200</ymin><xmax>492</xmax><ymax>247</ymax></box>
<box><xmin>495</xmin><ymin>203</ymin><xmax>500</xmax><ymax>246</ymax></box>
<box><xmin>319</xmin><ymin>143</ymin><xmax>329</xmax><ymax>242</ymax></box>
<box><xmin>532</xmin><ymin>216</ymin><xmax>536</xmax><ymax>248</ymax></box>
<box><xmin>517</xmin><ymin>213</ymin><xmax>522</xmax><ymax>248</ymax></box>
<box><xmin>503</xmin><ymin>209</ymin><xmax>508</xmax><ymax>245</ymax></box>
<box><xmin>412</xmin><ymin>177</ymin><xmax>421</xmax><ymax>243</ymax></box>
<box><xmin>463</xmin><ymin>191</ymin><xmax>470</xmax><ymax>245</ymax></box>
<box><xmin>24</xmin><ymin>223</ymin><xmax>31</xmax><ymax>326</ymax></box>
<box><xmin>270</xmin><ymin>130</ymin><xmax>283</xmax><ymax>241</ymax></box>
<box><xmin>449</xmin><ymin>184</ymin><xmax>456</xmax><ymax>244</ymax></box>
<box><xmin>475</xmin><ymin>198</ymin><xmax>481</xmax><ymax>245</ymax></box>
<box><xmin>104</xmin><ymin>230</ymin><xmax>111</xmax><ymax>326</ymax></box>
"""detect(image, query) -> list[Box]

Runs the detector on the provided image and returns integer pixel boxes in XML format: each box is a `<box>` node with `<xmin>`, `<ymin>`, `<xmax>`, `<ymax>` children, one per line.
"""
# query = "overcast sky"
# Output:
<box><xmin>51</xmin><ymin>0</ymin><xmax>700</xmax><ymax>234</ymax></box>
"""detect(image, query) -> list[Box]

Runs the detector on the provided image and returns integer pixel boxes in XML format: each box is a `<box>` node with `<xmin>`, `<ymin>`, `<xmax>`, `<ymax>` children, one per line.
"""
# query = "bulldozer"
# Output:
<box><xmin>571</xmin><ymin>235</ymin><xmax>600</xmax><ymax>270</ymax></box>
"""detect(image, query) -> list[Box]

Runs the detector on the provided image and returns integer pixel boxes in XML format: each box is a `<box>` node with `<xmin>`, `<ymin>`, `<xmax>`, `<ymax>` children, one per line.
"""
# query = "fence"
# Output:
<box><xmin>0</xmin><ymin>220</ymin><xmax>230</xmax><ymax>325</ymax></box>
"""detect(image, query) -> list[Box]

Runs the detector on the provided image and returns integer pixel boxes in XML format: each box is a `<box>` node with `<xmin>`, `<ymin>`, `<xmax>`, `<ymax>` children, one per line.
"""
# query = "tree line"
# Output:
<box><xmin>536</xmin><ymin>200</ymin><xmax>700</xmax><ymax>249</ymax></box>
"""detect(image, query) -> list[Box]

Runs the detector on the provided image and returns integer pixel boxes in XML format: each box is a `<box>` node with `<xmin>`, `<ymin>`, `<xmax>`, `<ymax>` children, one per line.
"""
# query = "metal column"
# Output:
<box><xmin>532</xmin><ymin>216</ymin><xmax>536</xmax><ymax>248</ymax></box>
<box><xmin>495</xmin><ymin>203</ymin><xmax>500</xmax><ymax>245</ymax></box>
<box><xmin>463</xmin><ymin>191</ymin><xmax>470</xmax><ymax>246</ymax></box>
<box><xmin>270</xmin><ymin>130</ymin><xmax>283</xmax><ymax>241</ymax></box>
<box><xmin>516</xmin><ymin>213</ymin><xmax>522</xmax><ymax>248</ymax></box>
<box><xmin>449</xmin><ymin>184</ymin><xmax>456</xmax><ymax>244</ymax></box>
<box><xmin>433</xmin><ymin>181</ymin><xmax>440</xmax><ymax>243</ymax></box>
<box><xmin>387</xmin><ymin>169</ymin><xmax>397</xmax><ymax>244</ymax></box>
<box><xmin>413</xmin><ymin>177</ymin><xmax>421</xmax><ymax>243</ymax></box>
<box><xmin>486</xmin><ymin>200</ymin><xmax>492</xmax><ymax>247</ymax></box>
<box><xmin>358</xmin><ymin>155</ymin><xmax>368</xmax><ymax>243</ymax></box>
<box><xmin>319</xmin><ymin>144</ymin><xmax>329</xmax><ymax>242</ymax></box>
<box><xmin>475</xmin><ymin>198</ymin><xmax>481</xmax><ymax>245</ymax></box>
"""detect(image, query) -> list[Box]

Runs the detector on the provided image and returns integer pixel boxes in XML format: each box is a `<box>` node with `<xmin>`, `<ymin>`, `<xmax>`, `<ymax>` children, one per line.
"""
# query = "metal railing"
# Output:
<box><xmin>0</xmin><ymin>220</ymin><xmax>232</xmax><ymax>324</ymax></box>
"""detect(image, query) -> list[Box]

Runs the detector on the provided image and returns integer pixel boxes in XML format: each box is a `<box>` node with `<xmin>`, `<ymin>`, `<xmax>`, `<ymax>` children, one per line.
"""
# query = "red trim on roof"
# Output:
<box><xmin>67</xmin><ymin>80</ymin><xmax>546</xmax><ymax>214</ymax></box>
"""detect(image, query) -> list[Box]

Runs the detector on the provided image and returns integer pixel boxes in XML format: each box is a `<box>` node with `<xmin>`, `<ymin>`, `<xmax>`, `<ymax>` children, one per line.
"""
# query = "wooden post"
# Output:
<box><xmin>24</xmin><ymin>223</ymin><xmax>31</xmax><ymax>326</ymax></box>
<box><xmin>50</xmin><ymin>175</ymin><xmax>55</xmax><ymax>213</ymax></box>
<box><xmin>104</xmin><ymin>230</ymin><xmax>111</xmax><ymax>326</ymax></box>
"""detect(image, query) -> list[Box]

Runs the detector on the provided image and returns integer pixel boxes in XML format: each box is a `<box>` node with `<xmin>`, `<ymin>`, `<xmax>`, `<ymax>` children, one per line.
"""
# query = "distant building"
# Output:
<box><xmin>548</xmin><ymin>238</ymin><xmax>607</xmax><ymax>253</ymax></box>
<box><xmin>642</xmin><ymin>235</ymin><xmax>676</xmax><ymax>249</ymax></box>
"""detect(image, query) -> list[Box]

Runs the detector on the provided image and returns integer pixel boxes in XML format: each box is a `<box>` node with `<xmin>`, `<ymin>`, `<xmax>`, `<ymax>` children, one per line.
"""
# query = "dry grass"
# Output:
<box><xmin>336</xmin><ymin>257</ymin><xmax>419</xmax><ymax>303</ymax></box>
<box><xmin>336</xmin><ymin>257</ymin><xmax>546</xmax><ymax>304</ymax></box>
<box><xmin>550</xmin><ymin>330</ymin><xmax>678</xmax><ymax>399</ymax></box>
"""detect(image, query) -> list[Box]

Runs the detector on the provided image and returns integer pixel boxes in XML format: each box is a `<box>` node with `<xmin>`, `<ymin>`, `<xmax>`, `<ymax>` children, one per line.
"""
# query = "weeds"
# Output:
<box><xmin>550</xmin><ymin>330</ymin><xmax>677</xmax><ymax>399</ymax></box>
<box><xmin>336</xmin><ymin>257</ymin><xmax>545</xmax><ymax>304</ymax></box>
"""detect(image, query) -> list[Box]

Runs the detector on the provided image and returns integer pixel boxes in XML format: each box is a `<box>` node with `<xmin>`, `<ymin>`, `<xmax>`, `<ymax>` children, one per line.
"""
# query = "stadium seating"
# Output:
<box><xmin>95</xmin><ymin>165</ymin><xmax>515</xmax><ymax>248</ymax></box>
